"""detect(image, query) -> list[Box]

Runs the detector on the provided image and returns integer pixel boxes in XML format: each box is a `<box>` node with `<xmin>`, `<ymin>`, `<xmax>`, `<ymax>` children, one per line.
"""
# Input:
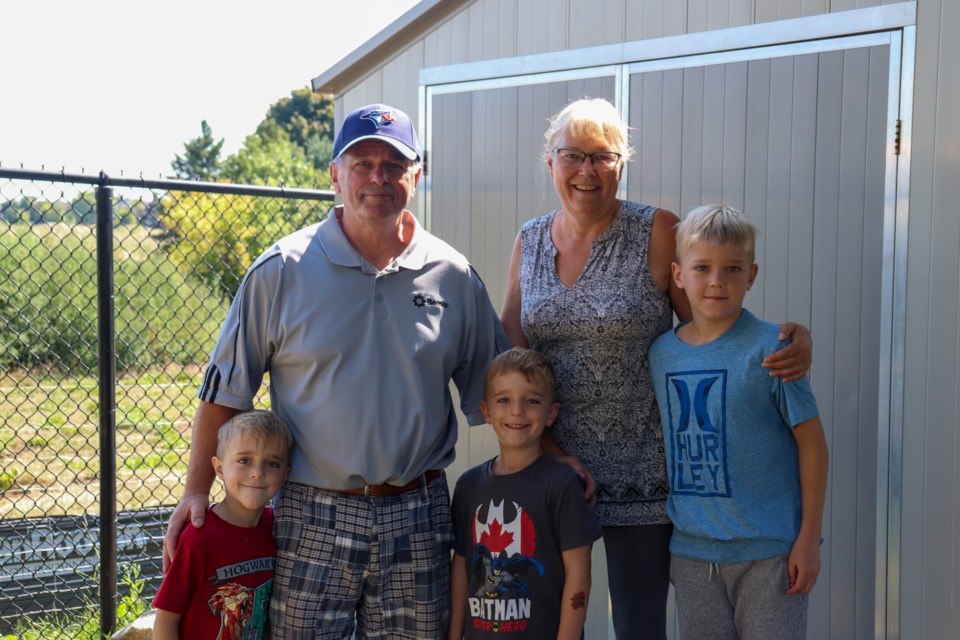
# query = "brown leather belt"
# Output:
<box><xmin>335</xmin><ymin>469</ymin><xmax>442</xmax><ymax>497</ymax></box>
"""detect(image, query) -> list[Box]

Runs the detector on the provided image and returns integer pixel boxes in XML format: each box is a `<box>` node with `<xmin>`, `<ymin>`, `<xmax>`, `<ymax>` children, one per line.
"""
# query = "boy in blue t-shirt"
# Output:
<box><xmin>648</xmin><ymin>204</ymin><xmax>829</xmax><ymax>640</ymax></box>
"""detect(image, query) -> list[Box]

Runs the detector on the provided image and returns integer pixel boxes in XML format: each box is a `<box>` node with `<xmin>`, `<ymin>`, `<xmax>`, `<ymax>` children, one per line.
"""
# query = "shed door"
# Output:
<box><xmin>427</xmin><ymin>39</ymin><xmax>895</xmax><ymax>640</ymax></box>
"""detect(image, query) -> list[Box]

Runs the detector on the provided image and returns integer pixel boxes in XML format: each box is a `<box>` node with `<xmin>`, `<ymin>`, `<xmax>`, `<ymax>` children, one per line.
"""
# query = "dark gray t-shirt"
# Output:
<box><xmin>451</xmin><ymin>455</ymin><xmax>602</xmax><ymax>639</ymax></box>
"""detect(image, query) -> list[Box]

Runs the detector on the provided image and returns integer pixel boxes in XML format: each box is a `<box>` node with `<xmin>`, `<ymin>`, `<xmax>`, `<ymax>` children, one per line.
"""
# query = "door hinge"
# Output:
<box><xmin>895</xmin><ymin>119</ymin><xmax>902</xmax><ymax>155</ymax></box>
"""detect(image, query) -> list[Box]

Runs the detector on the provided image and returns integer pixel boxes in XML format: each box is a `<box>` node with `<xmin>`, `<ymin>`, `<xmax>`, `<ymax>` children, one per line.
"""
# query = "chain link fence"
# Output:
<box><xmin>0</xmin><ymin>167</ymin><xmax>334</xmax><ymax>635</ymax></box>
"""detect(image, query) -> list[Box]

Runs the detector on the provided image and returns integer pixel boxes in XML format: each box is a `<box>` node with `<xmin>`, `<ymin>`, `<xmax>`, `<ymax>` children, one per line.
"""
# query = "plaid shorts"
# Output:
<box><xmin>269</xmin><ymin>474</ymin><xmax>454</xmax><ymax>639</ymax></box>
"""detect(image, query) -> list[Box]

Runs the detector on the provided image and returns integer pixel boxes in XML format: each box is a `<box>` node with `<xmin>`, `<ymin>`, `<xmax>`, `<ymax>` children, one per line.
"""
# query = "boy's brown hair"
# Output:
<box><xmin>216</xmin><ymin>409</ymin><xmax>293</xmax><ymax>460</ymax></box>
<box><xmin>484</xmin><ymin>348</ymin><xmax>557</xmax><ymax>402</ymax></box>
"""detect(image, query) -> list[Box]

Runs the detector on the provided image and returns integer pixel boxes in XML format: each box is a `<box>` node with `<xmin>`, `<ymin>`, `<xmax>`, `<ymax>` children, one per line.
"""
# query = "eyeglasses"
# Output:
<box><xmin>553</xmin><ymin>148</ymin><xmax>622</xmax><ymax>171</ymax></box>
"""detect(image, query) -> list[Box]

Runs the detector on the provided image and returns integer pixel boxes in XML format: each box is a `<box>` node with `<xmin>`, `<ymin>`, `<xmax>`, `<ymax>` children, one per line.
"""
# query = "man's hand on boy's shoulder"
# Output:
<box><xmin>762</xmin><ymin>322</ymin><xmax>813</xmax><ymax>382</ymax></box>
<box><xmin>162</xmin><ymin>492</ymin><xmax>209</xmax><ymax>571</ymax></box>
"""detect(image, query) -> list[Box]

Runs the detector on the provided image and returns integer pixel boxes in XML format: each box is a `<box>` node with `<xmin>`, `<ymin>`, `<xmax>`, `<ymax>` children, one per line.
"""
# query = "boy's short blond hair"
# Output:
<box><xmin>484</xmin><ymin>348</ymin><xmax>557</xmax><ymax>403</ymax></box>
<box><xmin>676</xmin><ymin>204</ymin><xmax>758</xmax><ymax>262</ymax></box>
<box><xmin>217</xmin><ymin>409</ymin><xmax>293</xmax><ymax>460</ymax></box>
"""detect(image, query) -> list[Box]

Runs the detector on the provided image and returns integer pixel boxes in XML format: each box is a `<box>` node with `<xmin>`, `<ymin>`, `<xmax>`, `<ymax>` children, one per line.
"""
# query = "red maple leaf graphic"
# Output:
<box><xmin>478</xmin><ymin>519</ymin><xmax>514</xmax><ymax>554</ymax></box>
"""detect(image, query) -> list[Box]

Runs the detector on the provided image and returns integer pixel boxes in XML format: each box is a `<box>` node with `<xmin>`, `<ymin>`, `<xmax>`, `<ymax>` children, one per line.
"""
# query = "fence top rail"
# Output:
<box><xmin>0</xmin><ymin>167</ymin><xmax>336</xmax><ymax>201</ymax></box>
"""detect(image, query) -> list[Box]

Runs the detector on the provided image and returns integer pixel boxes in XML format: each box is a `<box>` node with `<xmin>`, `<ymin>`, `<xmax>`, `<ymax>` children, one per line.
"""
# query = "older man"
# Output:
<box><xmin>163</xmin><ymin>104</ymin><xmax>508</xmax><ymax>639</ymax></box>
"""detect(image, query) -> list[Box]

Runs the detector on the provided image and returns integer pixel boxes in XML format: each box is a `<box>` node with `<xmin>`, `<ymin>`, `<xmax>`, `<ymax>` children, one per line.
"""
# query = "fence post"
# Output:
<box><xmin>96</xmin><ymin>174</ymin><xmax>118</xmax><ymax>637</ymax></box>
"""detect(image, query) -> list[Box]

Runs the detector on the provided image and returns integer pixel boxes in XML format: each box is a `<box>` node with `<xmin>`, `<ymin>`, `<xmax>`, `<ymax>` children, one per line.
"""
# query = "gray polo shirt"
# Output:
<box><xmin>199</xmin><ymin>209</ymin><xmax>509</xmax><ymax>490</ymax></box>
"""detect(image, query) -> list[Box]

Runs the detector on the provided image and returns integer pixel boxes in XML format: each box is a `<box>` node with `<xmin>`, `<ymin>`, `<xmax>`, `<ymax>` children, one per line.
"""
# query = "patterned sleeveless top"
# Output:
<box><xmin>519</xmin><ymin>200</ymin><xmax>673</xmax><ymax>526</ymax></box>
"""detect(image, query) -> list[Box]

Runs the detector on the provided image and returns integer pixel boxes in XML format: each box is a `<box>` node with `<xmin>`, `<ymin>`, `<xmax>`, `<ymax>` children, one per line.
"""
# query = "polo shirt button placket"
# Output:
<box><xmin>374</xmin><ymin>281</ymin><xmax>388</xmax><ymax>317</ymax></box>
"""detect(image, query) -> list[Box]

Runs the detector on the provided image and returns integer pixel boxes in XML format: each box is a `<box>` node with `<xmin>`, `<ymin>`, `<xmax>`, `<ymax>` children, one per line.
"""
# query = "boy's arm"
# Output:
<box><xmin>153</xmin><ymin>609</ymin><xmax>181</xmax><ymax>640</ymax></box>
<box><xmin>557</xmin><ymin>545</ymin><xmax>593</xmax><ymax>640</ymax></box>
<box><xmin>787</xmin><ymin>416</ymin><xmax>829</xmax><ymax>595</ymax></box>
<box><xmin>447</xmin><ymin>553</ymin><xmax>468</xmax><ymax>640</ymax></box>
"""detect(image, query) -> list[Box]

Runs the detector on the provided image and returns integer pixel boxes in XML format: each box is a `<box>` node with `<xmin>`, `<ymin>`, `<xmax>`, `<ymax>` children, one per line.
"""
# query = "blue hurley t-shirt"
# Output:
<box><xmin>648</xmin><ymin>309</ymin><xmax>819</xmax><ymax>564</ymax></box>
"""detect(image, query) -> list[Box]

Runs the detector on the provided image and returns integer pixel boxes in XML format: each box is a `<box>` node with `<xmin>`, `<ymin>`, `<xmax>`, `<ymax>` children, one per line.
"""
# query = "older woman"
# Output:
<box><xmin>500</xmin><ymin>98</ymin><xmax>811</xmax><ymax>639</ymax></box>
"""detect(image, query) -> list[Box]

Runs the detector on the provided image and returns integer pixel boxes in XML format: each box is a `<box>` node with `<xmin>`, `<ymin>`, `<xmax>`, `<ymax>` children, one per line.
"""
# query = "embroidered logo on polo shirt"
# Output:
<box><xmin>413</xmin><ymin>293</ymin><xmax>449</xmax><ymax>308</ymax></box>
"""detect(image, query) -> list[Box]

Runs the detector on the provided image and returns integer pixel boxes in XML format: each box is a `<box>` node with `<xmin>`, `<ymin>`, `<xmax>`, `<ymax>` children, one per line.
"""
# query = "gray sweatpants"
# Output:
<box><xmin>670</xmin><ymin>554</ymin><xmax>808</xmax><ymax>640</ymax></box>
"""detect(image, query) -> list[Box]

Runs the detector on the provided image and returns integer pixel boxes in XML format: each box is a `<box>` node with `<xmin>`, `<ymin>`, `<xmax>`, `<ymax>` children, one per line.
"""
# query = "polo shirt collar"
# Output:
<box><xmin>318</xmin><ymin>206</ymin><xmax>429</xmax><ymax>272</ymax></box>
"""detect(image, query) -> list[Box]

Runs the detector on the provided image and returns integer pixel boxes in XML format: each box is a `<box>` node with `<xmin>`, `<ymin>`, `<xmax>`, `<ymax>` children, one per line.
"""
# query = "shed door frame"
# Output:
<box><xmin>419</xmin><ymin>4</ymin><xmax>915</xmax><ymax>638</ymax></box>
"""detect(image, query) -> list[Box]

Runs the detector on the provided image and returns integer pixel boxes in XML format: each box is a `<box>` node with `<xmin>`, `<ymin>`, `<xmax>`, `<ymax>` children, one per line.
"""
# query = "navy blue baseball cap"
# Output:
<box><xmin>332</xmin><ymin>103</ymin><xmax>420</xmax><ymax>162</ymax></box>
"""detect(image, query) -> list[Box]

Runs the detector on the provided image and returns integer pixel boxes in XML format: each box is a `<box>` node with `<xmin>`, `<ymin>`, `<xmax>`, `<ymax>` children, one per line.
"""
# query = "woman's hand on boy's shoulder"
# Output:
<box><xmin>762</xmin><ymin>322</ymin><xmax>813</xmax><ymax>382</ymax></box>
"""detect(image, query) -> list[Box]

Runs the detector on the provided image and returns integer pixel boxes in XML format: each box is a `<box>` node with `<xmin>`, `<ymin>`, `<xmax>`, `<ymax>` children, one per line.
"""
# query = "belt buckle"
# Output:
<box><xmin>363</xmin><ymin>484</ymin><xmax>372</xmax><ymax>497</ymax></box>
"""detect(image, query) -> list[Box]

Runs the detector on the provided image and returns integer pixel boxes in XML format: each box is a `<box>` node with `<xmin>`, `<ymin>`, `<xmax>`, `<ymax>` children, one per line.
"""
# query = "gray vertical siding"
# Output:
<box><xmin>621</xmin><ymin>46</ymin><xmax>889</xmax><ymax>639</ymax></box>
<box><xmin>317</xmin><ymin>1</ymin><xmax>959</xmax><ymax>637</ymax></box>
<box><xmin>901</xmin><ymin>0</ymin><xmax>960</xmax><ymax>637</ymax></box>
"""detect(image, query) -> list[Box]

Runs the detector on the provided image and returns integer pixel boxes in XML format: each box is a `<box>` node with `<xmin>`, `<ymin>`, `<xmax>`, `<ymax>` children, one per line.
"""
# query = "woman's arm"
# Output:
<box><xmin>650</xmin><ymin>208</ymin><xmax>692</xmax><ymax>322</ymax></box>
<box><xmin>501</xmin><ymin>232</ymin><xmax>530</xmax><ymax>348</ymax></box>
<box><xmin>762</xmin><ymin>324</ymin><xmax>813</xmax><ymax>382</ymax></box>
<box><xmin>557</xmin><ymin>545</ymin><xmax>593</xmax><ymax>640</ymax></box>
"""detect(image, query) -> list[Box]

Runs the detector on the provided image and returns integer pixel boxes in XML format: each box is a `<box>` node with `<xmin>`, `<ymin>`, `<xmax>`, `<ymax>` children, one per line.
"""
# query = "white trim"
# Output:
<box><xmin>419</xmin><ymin>2</ymin><xmax>916</xmax><ymax>86</ymax></box>
<box><xmin>426</xmin><ymin>65</ymin><xmax>619</xmax><ymax>97</ymax></box>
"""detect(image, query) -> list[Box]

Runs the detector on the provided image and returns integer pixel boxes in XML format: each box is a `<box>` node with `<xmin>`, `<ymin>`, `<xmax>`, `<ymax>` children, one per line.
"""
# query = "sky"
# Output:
<box><xmin>2</xmin><ymin>0</ymin><xmax>420</xmax><ymax>181</ymax></box>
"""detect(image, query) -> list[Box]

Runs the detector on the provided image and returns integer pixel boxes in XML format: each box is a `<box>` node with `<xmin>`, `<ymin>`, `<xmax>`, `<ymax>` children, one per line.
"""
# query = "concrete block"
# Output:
<box><xmin>109</xmin><ymin>609</ymin><xmax>156</xmax><ymax>640</ymax></box>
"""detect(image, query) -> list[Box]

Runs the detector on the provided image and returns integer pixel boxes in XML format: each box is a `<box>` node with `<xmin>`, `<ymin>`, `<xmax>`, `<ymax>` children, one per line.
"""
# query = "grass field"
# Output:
<box><xmin>0</xmin><ymin>364</ymin><xmax>272</xmax><ymax>519</ymax></box>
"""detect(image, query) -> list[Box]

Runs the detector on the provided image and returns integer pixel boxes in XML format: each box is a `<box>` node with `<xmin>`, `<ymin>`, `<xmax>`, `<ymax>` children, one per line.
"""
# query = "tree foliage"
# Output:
<box><xmin>170</xmin><ymin>88</ymin><xmax>335</xmax><ymax>187</ymax></box>
<box><xmin>0</xmin><ymin>194</ymin><xmax>146</xmax><ymax>225</ymax></box>
<box><xmin>170</xmin><ymin>120</ymin><xmax>224</xmax><ymax>181</ymax></box>
<box><xmin>159</xmin><ymin>190</ymin><xmax>327</xmax><ymax>300</ymax></box>
<box><xmin>221</xmin><ymin>122</ymin><xmax>330</xmax><ymax>189</ymax></box>
<box><xmin>258</xmin><ymin>88</ymin><xmax>335</xmax><ymax>167</ymax></box>
<box><xmin>159</xmin><ymin>89</ymin><xmax>336</xmax><ymax>299</ymax></box>
<box><xmin>0</xmin><ymin>223</ymin><xmax>227</xmax><ymax>371</ymax></box>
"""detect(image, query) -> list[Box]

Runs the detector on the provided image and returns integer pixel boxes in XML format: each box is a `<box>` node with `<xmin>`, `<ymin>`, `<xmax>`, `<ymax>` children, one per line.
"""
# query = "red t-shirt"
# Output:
<box><xmin>154</xmin><ymin>507</ymin><xmax>275</xmax><ymax>638</ymax></box>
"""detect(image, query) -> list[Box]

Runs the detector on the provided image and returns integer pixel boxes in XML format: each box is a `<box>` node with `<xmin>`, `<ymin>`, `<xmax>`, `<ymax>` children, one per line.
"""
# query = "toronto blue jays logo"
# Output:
<box><xmin>664</xmin><ymin>370</ymin><xmax>731</xmax><ymax>496</ymax></box>
<box><xmin>361</xmin><ymin>109</ymin><xmax>397</xmax><ymax>130</ymax></box>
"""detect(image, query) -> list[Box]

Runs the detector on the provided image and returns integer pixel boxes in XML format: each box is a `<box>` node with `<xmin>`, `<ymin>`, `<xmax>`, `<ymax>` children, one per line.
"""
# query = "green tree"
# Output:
<box><xmin>1</xmin><ymin>197</ymin><xmax>34</xmax><ymax>224</ymax></box>
<box><xmin>161</xmin><ymin>89</ymin><xmax>335</xmax><ymax>299</ymax></box>
<box><xmin>170</xmin><ymin>120</ymin><xmax>224</xmax><ymax>181</ymax></box>
<box><xmin>159</xmin><ymin>189</ymin><xmax>327</xmax><ymax>299</ymax></box>
<box><xmin>221</xmin><ymin>123</ymin><xmax>330</xmax><ymax>189</ymax></box>
<box><xmin>258</xmin><ymin>88</ymin><xmax>335</xmax><ymax>164</ymax></box>
<box><xmin>69</xmin><ymin>192</ymin><xmax>96</xmax><ymax>224</ymax></box>
<box><xmin>0</xmin><ymin>224</ymin><xmax>227</xmax><ymax>371</ymax></box>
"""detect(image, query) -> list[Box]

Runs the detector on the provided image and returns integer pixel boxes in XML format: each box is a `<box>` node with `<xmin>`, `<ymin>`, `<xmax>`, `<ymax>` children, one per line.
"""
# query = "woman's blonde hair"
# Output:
<box><xmin>543</xmin><ymin>98</ymin><xmax>633</xmax><ymax>162</ymax></box>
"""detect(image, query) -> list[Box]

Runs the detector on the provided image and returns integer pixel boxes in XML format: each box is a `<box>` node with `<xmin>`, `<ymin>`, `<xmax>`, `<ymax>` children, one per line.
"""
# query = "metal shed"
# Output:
<box><xmin>311</xmin><ymin>1</ymin><xmax>958</xmax><ymax>638</ymax></box>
